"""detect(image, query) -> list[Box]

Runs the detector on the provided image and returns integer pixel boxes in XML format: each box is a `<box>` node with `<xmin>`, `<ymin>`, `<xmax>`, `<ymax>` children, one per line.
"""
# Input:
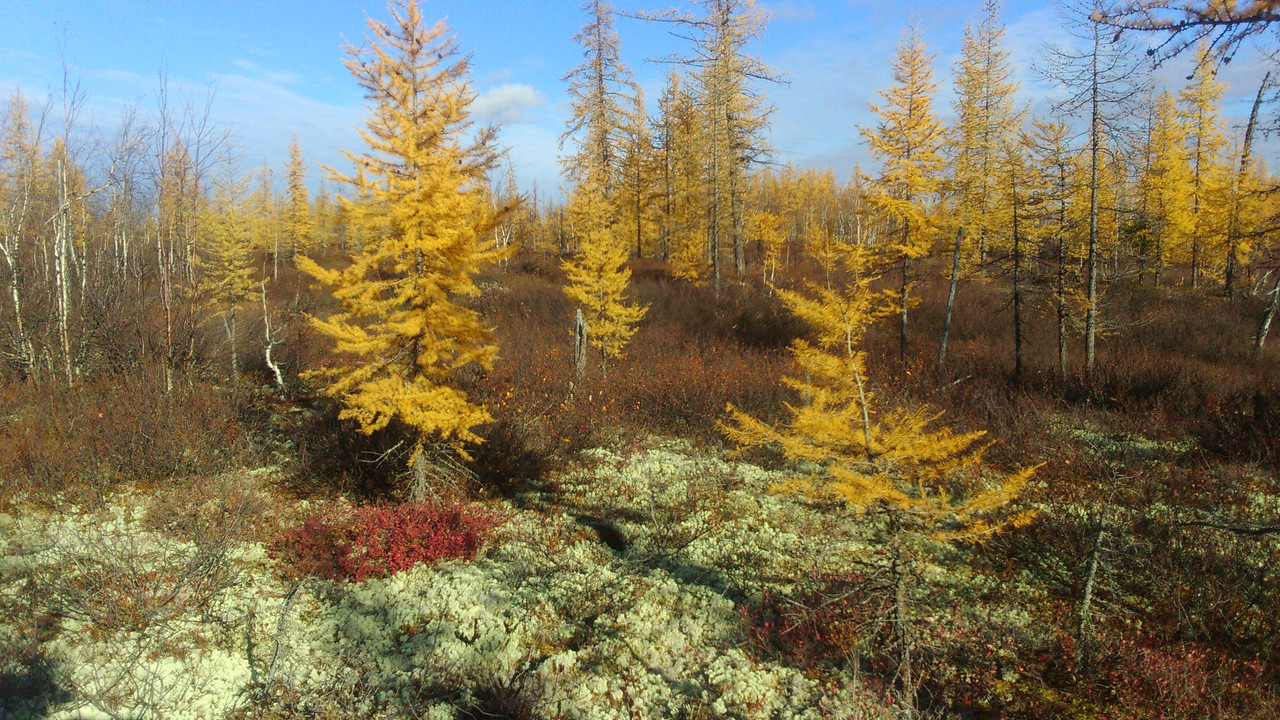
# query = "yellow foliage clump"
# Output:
<box><xmin>725</xmin><ymin>240</ymin><xmax>1036</xmax><ymax>543</ymax></box>
<box><xmin>562</xmin><ymin>183</ymin><xmax>648</xmax><ymax>367</ymax></box>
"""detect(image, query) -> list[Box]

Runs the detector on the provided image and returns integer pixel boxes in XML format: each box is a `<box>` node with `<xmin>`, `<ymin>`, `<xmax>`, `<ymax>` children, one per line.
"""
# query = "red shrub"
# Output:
<box><xmin>739</xmin><ymin>572</ymin><xmax>889</xmax><ymax>673</ymax></box>
<box><xmin>272</xmin><ymin>501</ymin><xmax>501</xmax><ymax>582</ymax></box>
<box><xmin>1085</xmin><ymin>632</ymin><xmax>1280</xmax><ymax>720</ymax></box>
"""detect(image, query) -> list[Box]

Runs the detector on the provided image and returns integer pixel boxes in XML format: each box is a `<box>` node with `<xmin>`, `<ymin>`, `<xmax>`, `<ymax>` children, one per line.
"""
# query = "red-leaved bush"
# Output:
<box><xmin>271</xmin><ymin>501</ymin><xmax>501</xmax><ymax>582</ymax></box>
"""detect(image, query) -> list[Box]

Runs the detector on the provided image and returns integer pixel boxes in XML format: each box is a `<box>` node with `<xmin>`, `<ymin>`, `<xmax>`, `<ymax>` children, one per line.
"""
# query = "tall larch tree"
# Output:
<box><xmin>1178</xmin><ymin>44</ymin><xmax>1229</xmax><ymax>289</ymax></box>
<box><xmin>312</xmin><ymin>181</ymin><xmax>340</xmax><ymax>252</ymax></box>
<box><xmin>251</xmin><ymin>163</ymin><xmax>279</xmax><ymax>279</ymax></box>
<box><xmin>617</xmin><ymin>87</ymin><xmax>659</xmax><ymax>259</ymax></box>
<box><xmin>202</xmin><ymin>160</ymin><xmax>257</xmax><ymax>381</ymax></box>
<box><xmin>560</xmin><ymin>0</ymin><xmax>647</xmax><ymax>370</ymax></box>
<box><xmin>941</xmin><ymin>0</ymin><xmax>1020</xmax><ymax>366</ymax></box>
<box><xmin>950</xmin><ymin>0</ymin><xmax>1020</xmax><ymax>271</ymax></box>
<box><xmin>561</xmin><ymin>0</ymin><xmax>632</xmax><ymax>195</ymax></box>
<box><xmin>1136</xmin><ymin>91</ymin><xmax>1193</xmax><ymax>287</ymax></box>
<box><xmin>646</xmin><ymin>0</ymin><xmax>777</xmax><ymax>289</ymax></box>
<box><xmin>862</xmin><ymin>22</ymin><xmax>945</xmax><ymax>363</ymax></box>
<box><xmin>1224</xmin><ymin>72</ymin><xmax>1270</xmax><ymax>298</ymax></box>
<box><xmin>284</xmin><ymin>134</ymin><xmax>312</xmax><ymax>262</ymax></box>
<box><xmin>657</xmin><ymin>71</ymin><xmax>711</xmax><ymax>282</ymax></box>
<box><xmin>993</xmin><ymin>135</ymin><xmax>1041</xmax><ymax>380</ymax></box>
<box><xmin>298</xmin><ymin>0</ymin><xmax>504</xmax><ymax>485</ymax></box>
<box><xmin>696</xmin><ymin>0</ymin><xmax>777</xmax><ymax>287</ymax></box>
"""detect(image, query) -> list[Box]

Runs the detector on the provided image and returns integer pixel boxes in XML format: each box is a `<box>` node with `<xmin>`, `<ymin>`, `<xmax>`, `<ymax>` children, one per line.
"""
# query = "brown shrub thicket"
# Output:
<box><xmin>0</xmin><ymin>369</ymin><xmax>259</xmax><ymax>507</ymax></box>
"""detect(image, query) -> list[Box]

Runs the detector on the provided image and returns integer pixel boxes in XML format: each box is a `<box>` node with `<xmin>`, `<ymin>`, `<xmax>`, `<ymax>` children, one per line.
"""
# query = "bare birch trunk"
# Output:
<box><xmin>1256</xmin><ymin>275</ymin><xmax>1280</xmax><ymax>356</ymax></box>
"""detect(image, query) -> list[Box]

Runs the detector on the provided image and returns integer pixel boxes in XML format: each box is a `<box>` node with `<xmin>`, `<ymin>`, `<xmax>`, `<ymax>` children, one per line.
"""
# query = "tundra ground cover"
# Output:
<box><xmin>1</xmin><ymin>439</ymin><xmax>909</xmax><ymax>719</ymax></box>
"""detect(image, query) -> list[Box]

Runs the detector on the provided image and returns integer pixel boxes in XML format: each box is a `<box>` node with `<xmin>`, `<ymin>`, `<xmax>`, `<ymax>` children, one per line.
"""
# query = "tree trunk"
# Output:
<box><xmin>223</xmin><ymin>309</ymin><xmax>239</xmax><ymax>382</ymax></box>
<box><xmin>937</xmin><ymin>227</ymin><xmax>963</xmax><ymax>368</ymax></box>
<box><xmin>262</xmin><ymin>281</ymin><xmax>285</xmax><ymax>391</ymax></box>
<box><xmin>1076</xmin><ymin>525</ymin><xmax>1105</xmax><ymax>665</ymax></box>
<box><xmin>710</xmin><ymin>108</ymin><xmax>722</xmax><ymax>295</ymax></box>
<box><xmin>573</xmin><ymin>307</ymin><xmax>588</xmax><ymax>389</ymax></box>
<box><xmin>1154</xmin><ymin>228</ymin><xmax>1163</xmax><ymax>287</ymax></box>
<box><xmin>1085</xmin><ymin>26</ymin><xmax>1101</xmax><ymax>377</ymax></box>
<box><xmin>900</xmin><ymin>252</ymin><xmax>910</xmax><ymax>364</ymax></box>
<box><xmin>732</xmin><ymin>168</ymin><xmax>746</xmax><ymax>277</ymax></box>
<box><xmin>54</xmin><ymin>160</ymin><xmax>75</xmax><ymax>386</ymax></box>
<box><xmin>1013</xmin><ymin>189</ymin><xmax>1024</xmax><ymax>381</ymax></box>
<box><xmin>892</xmin><ymin>533</ymin><xmax>916</xmax><ymax>718</ymax></box>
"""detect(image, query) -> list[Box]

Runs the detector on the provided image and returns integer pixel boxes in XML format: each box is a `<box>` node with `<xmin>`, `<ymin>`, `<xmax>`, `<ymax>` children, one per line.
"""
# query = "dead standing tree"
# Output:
<box><xmin>1038</xmin><ymin>0</ymin><xmax>1149</xmax><ymax>377</ymax></box>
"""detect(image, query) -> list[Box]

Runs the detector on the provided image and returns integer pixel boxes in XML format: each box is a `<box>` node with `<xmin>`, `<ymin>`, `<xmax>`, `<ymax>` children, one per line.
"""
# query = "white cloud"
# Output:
<box><xmin>472</xmin><ymin>83</ymin><xmax>545</xmax><ymax>125</ymax></box>
<box><xmin>205</xmin><ymin>70</ymin><xmax>364</xmax><ymax>181</ymax></box>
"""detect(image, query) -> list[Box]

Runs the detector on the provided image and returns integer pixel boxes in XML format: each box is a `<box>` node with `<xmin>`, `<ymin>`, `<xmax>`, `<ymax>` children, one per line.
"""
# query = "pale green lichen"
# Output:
<box><xmin>2</xmin><ymin>444</ymin><xmax>902</xmax><ymax>719</ymax></box>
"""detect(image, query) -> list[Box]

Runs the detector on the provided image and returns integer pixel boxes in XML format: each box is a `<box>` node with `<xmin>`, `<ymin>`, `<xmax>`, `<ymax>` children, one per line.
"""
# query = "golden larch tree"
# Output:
<box><xmin>1177</xmin><ymin>44</ymin><xmax>1229</xmax><ymax>288</ymax></box>
<box><xmin>201</xmin><ymin>161</ymin><xmax>257</xmax><ymax>380</ymax></box>
<box><xmin>561</xmin><ymin>0</ymin><xmax>632</xmax><ymax>194</ymax></box>
<box><xmin>862</xmin><ymin>22</ymin><xmax>945</xmax><ymax>363</ymax></box>
<box><xmin>284</xmin><ymin>134</ymin><xmax>312</xmax><ymax>262</ymax></box>
<box><xmin>251</xmin><ymin>163</ymin><xmax>280</xmax><ymax>279</ymax></box>
<box><xmin>1027</xmin><ymin>118</ymin><xmax>1083</xmax><ymax>377</ymax></box>
<box><xmin>617</xmin><ymin>87</ymin><xmax>660</xmax><ymax>259</ymax></box>
<box><xmin>298</xmin><ymin>0</ymin><xmax>504</xmax><ymax>477</ymax></box>
<box><xmin>563</xmin><ymin>182</ymin><xmax>648</xmax><ymax>371</ymax></box>
<box><xmin>1223</xmin><ymin>72</ymin><xmax>1270</xmax><ymax>297</ymax></box>
<box><xmin>940</xmin><ymin>0</ymin><xmax>1020</xmax><ymax>366</ymax></box>
<box><xmin>691</xmin><ymin>0</ymin><xmax>777</xmax><ymax>287</ymax></box>
<box><xmin>1137</xmin><ymin>91</ymin><xmax>1193</xmax><ymax>287</ymax></box>
<box><xmin>560</xmin><ymin>0</ymin><xmax>647</xmax><ymax>368</ymax></box>
<box><xmin>657</xmin><ymin>71</ymin><xmax>712</xmax><ymax>283</ymax></box>
<box><xmin>747</xmin><ymin>209</ymin><xmax>785</xmax><ymax>286</ymax></box>
<box><xmin>950</xmin><ymin>0</ymin><xmax>1020</xmax><ymax>271</ymax></box>
<box><xmin>723</xmin><ymin>238</ymin><xmax>1035</xmax><ymax>717</ymax></box>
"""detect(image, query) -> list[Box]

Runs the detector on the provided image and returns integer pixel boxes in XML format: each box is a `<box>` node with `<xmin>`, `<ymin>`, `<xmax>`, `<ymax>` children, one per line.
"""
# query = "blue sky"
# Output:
<box><xmin>1</xmin><ymin>1</ymin><xmax>1274</xmax><ymax>198</ymax></box>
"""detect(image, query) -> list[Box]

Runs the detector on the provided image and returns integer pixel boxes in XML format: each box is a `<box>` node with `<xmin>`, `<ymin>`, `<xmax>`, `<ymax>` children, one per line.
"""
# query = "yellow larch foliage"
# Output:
<box><xmin>723</xmin><ymin>239</ymin><xmax>1035</xmax><ymax>541</ymax></box>
<box><xmin>617</xmin><ymin>88</ymin><xmax>660</xmax><ymax>259</ymax></box>
<box><xmin>250</xmin><ymin>163</ymin><xmax>280</xmax><ymax>276</ymax></box>
<box><xmin>657</xmin><ymin>71</ymin><xmax>712</xmax><ymax>283</ymax></box>
<box><xmin>298</xmin><ymin>0</ymin><xmax>504</xmax><ymax>461</ymax></box>
<box><xmin>561</xmin><ymin>0</ymin><xmax>632</xmax><ymax>195</ymax></box>
<box><xmin>861</xmin><ymin>22</ymin><xmax>945</xmax><ymax>359</ymax></box>
<box><xmin>1027</xmin><ymin>119</ymin><xmax>1085</xmax><ymax>375</ymax></box>
<box><xmin>802</xmin><ymin>220</ymin><xmax>842</xmax><ymax>281</ymax></box>
<box><xmin>560</xmin><ymin>0</ymin><xmax>648</xmax><ymax>367</ymax></box>
<box><xmin>1178</xmin><ymin>43</ymin><xmax>1230</xmax><ymax>287</ymax></box>
<box><xmin>723</xmin><ymin>236</ymin><xmax>1036</xmax><ymax>708</ymax></box>
<box><xmin>200</xmin><ymin>164</ymin><xmax>257</xmax><ymax>378</ymax></box>
<box><xmin>284</xmin><ymin>134</ymin><xmax>312</xmax><ymax>261</ymax></box>
<box><xmin>950</xmin><ymin>0</ymin><xmax>1020</xmax><ymax>272</ymax></box>
<box><xmin>863</xmin><ymin>23</ymin><xmax>945</xmax><ymax>256</ymax></box>
<box><xmin>690</xmin><ymin>0</ymin><xmax>776</xmax><ymax>284</ymax></box>
<box><xmin>311</xmin><ymin>182</ymin><xmax>340</xmax><ymax>252</ymax></box>
<box><xmin>1138</xmin><ymin>91</ymin><xmax>1194</xmax><ymax>282</ymax></box>
<box><xmin>563</xmin><ymin>179</ymin><xmax>648</xmax><ymax>367</ymax></box>
<box><xmin>747</xmin><ymin>210</ymin><xmax>785</xmax><ymax>286</ymax></box>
